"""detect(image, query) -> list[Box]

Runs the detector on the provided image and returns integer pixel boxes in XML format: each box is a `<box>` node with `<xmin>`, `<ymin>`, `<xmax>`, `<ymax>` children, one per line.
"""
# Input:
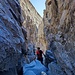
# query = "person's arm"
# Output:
<box><xmin>43</xmin><ymin>53</ymin><xmax>46</xmax><ymax>57</ymax></box>
<box><xmin>42</xmin><ymin>51</ymin><xmax>46</xmax><ymax>57</ymax></box>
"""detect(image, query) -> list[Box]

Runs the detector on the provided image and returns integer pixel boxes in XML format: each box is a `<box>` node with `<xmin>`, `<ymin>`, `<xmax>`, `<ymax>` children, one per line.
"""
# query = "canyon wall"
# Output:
<box><xmin>20</xmin><ymin>0</ymin><xmax>46</xmax><ymax>51</ymax></box>
<box><xmin>0</xmin><ymin>0</ymin><xmax>26</xmax><ymax>75</ymax></box>
<box><xmin>20</xmin><ymin>0</ymin><xmax>42</xmax><ymax>44</ymax></box>
<box><xmin>38</xmin><ymin>21</ymin><xmax>47</xmax><ymax>52</ymax></box>
<box><xmin>44</xmin><ymin>0</ymin><xmax>75</xmax><ymax>74</ymax></box>
<box><xmin>0</xmin><ymin>0</ymin><xmax>45</xmax><ymax>74</ymax></box>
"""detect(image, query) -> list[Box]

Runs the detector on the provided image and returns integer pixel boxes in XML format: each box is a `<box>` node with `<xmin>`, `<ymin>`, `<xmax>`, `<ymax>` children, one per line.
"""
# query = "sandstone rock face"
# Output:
<box><xmin>37</xmin><ymin>21</ymin><xmax>47</xmax><ymax>52</ymax></box>
<box><xmin>20</xmin><ymin>0</ymin><xmax>42</xmax><ymax>44</ymax></box>
<box><xmin>20</xmin><ymin>0</ymin><xmax>46</xmax><ymax>52</ymax></box>
<box><xmin>44</xmin><ymin>0</ymin><xmax>75</xmax><ymax>74</ymax></box>
<box><xmin>0</xmin><ymin>0</ymin><xmax>46</xmax><ymax>75</ymax></box>
<box><xmin>0</xmin><ymin>0</ymin><xmax>26</xmax><ymax>73</ymax></box>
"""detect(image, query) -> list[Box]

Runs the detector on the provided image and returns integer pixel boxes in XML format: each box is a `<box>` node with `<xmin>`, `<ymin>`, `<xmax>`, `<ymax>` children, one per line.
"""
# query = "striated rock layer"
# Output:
<box><xmin>20</xmin><ymin>0</ymin><xmax>42</xmax><ymax>44</ymax></box>
<box><xmin>0</xmin><ymin>0</ymin><xmax>26</xmax><ymax>74</ymax></box>
<box><xmin>44</xmin><ymin>0</ymin><xmax>75</xmax><ymax>74</ymax></box>
<box><xmin>20</xmin><ymin>0</ymin><xmax>46</xmax><ymax>51</ymax></box>
<box><xmin>0</xmin><ymin>0</ymin><xmax>46</xmax><ymax>75</ymax></box>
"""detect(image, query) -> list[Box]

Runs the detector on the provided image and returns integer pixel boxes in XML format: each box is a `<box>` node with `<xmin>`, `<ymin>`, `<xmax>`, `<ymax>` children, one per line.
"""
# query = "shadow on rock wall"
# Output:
<box><xmin>0</xmin><ymin>0</ymin><xmax>27</xmax><ymax>75</ymax></box>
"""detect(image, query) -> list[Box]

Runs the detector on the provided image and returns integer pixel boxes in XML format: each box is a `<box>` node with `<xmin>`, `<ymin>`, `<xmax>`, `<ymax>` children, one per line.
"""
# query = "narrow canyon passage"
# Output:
<box><xmin>0</xmin><ymin>0</ymin><xmax>75</xmax><ymax>75</ymax></box>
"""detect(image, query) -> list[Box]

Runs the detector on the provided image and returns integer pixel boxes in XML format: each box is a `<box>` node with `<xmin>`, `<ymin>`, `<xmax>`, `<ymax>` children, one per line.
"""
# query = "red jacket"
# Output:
<box><xmin>36</xmin><ymin>50</ymin><xmax>43</xmax><ymax>58</ymax></box>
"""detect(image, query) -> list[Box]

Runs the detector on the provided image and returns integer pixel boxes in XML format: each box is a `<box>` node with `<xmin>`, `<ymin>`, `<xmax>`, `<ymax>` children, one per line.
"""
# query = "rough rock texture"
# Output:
<box><xmin>23</xmin><ymin>60</ymin><xmax>47</xmax><ymax>75</ymax></box>
<box><xmin>45</xmin><ymin>50</ymin><xmax>56</xmax><ymax>67</ymax></box>
<box><xmin>48</xmin><ymin>62</ymin><xmax>66</xmax><ymax>75</ymax></box>
<box><xmin>37</xmin><ymin>21</ymin><xmax>47</xmax><ymax>52</ymax></box>
<box><xmin>0</xmin><ymin>0</ymin><xmax>26</xmax><ymax>74</ymax></box>
<box><xmin>20</xmin><ymin>0</ymin><xmax>42</xmax><ymax>44</ymax></box>
<box><xmin>44</xmin><ymin>0</ymin><xmax>75</xmax><ymax>75</ymax></box>
<box><xmin>20</xmin><ymin>0</ymin><xmax>46</xmax><ymax>52</ymax></box>
<box><xmin>0</xmin><ymin>0</ymin><xmax>46</xmax><ymax>75</ymax></box>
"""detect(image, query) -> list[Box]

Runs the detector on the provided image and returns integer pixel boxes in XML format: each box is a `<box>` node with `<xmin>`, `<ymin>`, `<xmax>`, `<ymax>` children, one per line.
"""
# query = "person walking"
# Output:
<box><xmin>36</xmin><ymin>47</ymin><xmax>44</xmax><ymax>64</ymax></box>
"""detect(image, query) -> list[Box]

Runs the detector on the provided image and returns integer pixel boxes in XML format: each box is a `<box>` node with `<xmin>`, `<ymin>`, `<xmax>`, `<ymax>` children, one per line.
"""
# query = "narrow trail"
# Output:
<box><xmin>22</xmin><ymin>49</ymin><xmax>56</xmax><ymax>75</ymax></box>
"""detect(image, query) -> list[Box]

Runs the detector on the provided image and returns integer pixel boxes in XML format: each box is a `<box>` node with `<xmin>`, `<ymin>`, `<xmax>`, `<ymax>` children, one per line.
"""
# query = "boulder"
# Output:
<box><xmin>23</xmin><ymin>60</ymin><xmax>47</xmax><ymax>75</ymax></box>
<box><xmin>45</xmin><ymin>50</ymin><xmax>56</xmax><ymax>67</ymax></box>
<box><xmin>48</xmin><ymin>62</ymin><xmax>66</xmax><ymax>75</ymax></box>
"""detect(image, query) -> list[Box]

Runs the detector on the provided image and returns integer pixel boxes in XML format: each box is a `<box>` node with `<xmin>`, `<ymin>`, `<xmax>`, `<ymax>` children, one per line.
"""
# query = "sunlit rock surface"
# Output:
<box><xmin>20</xmin><ymin>0</ymin><xmax>42</xmax><ymax>44</ymax></box>
<box><xmin>44</xmin><ymin>0</ymin><xmax>75</xmax><ymax>74</ymax></box>
<box><xmin>20</xmin><ymin>0</ymin><xmax>46</xmax><ymax>52</ymax></box>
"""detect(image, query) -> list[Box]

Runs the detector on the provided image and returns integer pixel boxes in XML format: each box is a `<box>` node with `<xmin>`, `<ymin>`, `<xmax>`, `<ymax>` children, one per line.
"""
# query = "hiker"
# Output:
<box><xmin>36</xmin><ymin>47</ymin><xmax>44</xmax><ymax>64</ymax></box>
